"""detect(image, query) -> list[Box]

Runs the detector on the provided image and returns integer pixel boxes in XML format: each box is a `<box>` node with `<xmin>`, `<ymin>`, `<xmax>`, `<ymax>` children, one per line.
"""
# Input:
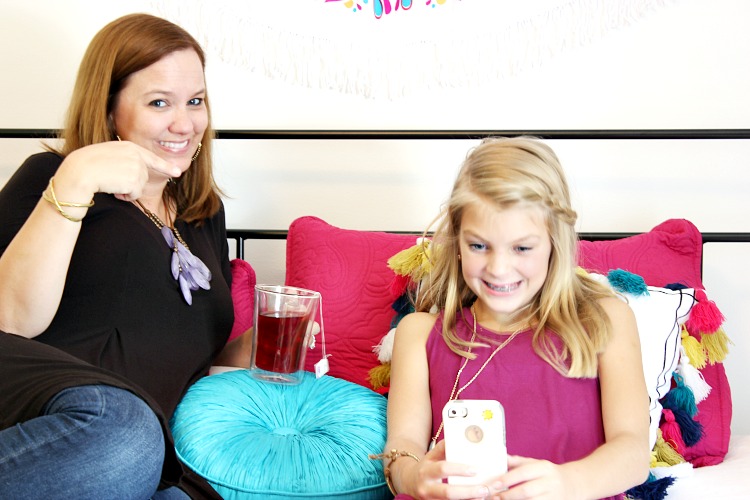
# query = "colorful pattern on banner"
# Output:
<box><xmin>150</xmin><ymin>0</ymin><xmax>676</xmax><ymax>100</ymax></box>
<box><xmin>325</xmin><ymin>0</ymin><xmax>453</xmax><ymax>18</ymax></box>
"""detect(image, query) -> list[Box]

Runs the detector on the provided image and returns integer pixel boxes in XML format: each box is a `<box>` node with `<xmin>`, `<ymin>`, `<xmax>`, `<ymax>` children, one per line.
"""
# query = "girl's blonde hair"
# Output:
<box><xmin>416</xmin><ymin>137</ymin><xmax>614</xmax><ymax>377</ymax></box>
<box><xmin>49</xmin><ymin>13</ymin><xmax>222</xmax><ymax>224</ymax></box>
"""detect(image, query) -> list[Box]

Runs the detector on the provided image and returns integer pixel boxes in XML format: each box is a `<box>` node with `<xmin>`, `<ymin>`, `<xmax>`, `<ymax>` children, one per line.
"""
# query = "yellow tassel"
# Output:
<box><xmin>701</xmin><ymin>327</ymin><xmax>732</xmax><ymax>364</ymax></box>
<box><xmin>649</xmin><ymin>450</ymin><xmax>659</xmax><ymax>469</ymax></box>
<box><xmin>653</xmin><ymin>429</ymin><xmax>686</xmax><ymax>466</ymax></box>
<box><xmin>368</xmin><ymin>362</ymin><xmax>391</xmax><ymax>390</ymax></box>
<box><xmin>387</xmin><ymin>239</ymin><xmax>432</xmax><ymax>281</ymax></box>
<box><xmin>681</xmin><ymin>325</ymin><xmax>707</xmax><ymax>370</ymax></box>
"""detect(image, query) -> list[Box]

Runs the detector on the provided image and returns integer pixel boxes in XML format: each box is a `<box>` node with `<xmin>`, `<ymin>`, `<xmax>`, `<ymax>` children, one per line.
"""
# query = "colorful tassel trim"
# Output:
<box><xmin>662</xmin><ymin>373</ymin><xmax>697</xmax><ymax>417</ymax></box>
<box><xmin>368</xmin><ymin>362</ymin><xmax>391</xmax><ymax>390</ymax></box>
<box><xmin>387</xmin><ymin>238</ymin><xmax>432</xmax><ymax>281</ymax></box>
<box><xmin>701</xmin><ymin>327</ymin><xmax>731</xmax><ymax>364</ymax></box>
<box><xmin>675</xmin><ymin>345</ymin><xmax>711</xmax><ymax>403</ymax></box>
<box><xmin>682</xmin><ymin>289</ymin><xmax>731</xmax><ymax>365</ymax></box>
<box><xmin>625</xmin><ymin>475</ymin><xmax>675</xmax><ymax>500</ymax></box>
<box><xmin>607</xmin><ymin>268</ymin><xmax>649</xmax><ymax>296</ymax></box>
<box><xmin>652</xmin><ymin>428</ymin><xmax>686</xmax><ymax>467</ymax></box>
<box><xmin>680</xmin><ymin>325</ymin><xmax>707</xmax><ymax>369</ymax></box>
<box><xmin>685</xmin><ymin>289</ymin><xmax>724</xmax><ymax>334</ymax></box>
<box><xmin>660</xmin><ymin>409</ymin><xmax>687</xmax><ymax>456</ymax></box>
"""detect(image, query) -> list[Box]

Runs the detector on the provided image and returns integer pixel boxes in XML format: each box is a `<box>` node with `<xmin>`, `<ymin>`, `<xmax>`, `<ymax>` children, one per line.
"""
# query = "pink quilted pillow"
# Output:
<box><xmin>228</xmin><ymin>258</ymin><xmax>256</xmax><ymax>343</ymax></box>
<box><xmin>577</xmin><ymin>219</ymin><xmax>703</xmax><ymax>289</ymax></box>
<box><xmin>285</xmin><ymin>216</ymin><xmax>418</xmax><ymax>393</ymax></box>
<box><xmin>283</xmin><ymin>216</ymin><xmax>731</xmax><ymax>466</ymax></box>
<box><xmin>578</xmin><ymin>218</ymin><xmax>730</xmax><ymax>467</ymax></box>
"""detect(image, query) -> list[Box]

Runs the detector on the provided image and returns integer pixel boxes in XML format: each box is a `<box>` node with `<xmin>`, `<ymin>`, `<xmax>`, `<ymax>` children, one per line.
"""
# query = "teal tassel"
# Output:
<box><xmin>607</xmin><ymin>269</ymin><xmax>649</xmax><ymax>296</ymax></box>
<box><xmin>661</xmin><ymin>373</ymin><xmax>698</xmax><ymax>417</ymax></box>
<box><xmin>390</xmin><ymin>294</ymin><xmax>414</xmax><ymax>328</ymax></box>
<box><xmin>626</xmin><ymin>475</ymin><xmax>675</xmax><ymax>499</ymax></box>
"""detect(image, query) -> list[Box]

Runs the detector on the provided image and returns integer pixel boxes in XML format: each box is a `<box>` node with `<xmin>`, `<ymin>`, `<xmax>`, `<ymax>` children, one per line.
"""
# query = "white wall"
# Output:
<box><xmin>1</xmin><ymin>0</ymin><xmax>748</xmax><ymax>437</ymax></box>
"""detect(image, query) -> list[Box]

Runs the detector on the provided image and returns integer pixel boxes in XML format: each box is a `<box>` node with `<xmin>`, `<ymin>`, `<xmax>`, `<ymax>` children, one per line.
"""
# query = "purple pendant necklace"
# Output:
<box><xmin>134</xmin><ymin>199</ymin><xmax>211</xmax><ymax>305</ymax></box>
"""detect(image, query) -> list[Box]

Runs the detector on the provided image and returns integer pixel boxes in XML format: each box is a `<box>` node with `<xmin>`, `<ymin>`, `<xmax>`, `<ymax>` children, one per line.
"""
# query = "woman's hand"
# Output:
<box><xmin>54</xmin><ymin>141</ymin><xmax>182</xmax><ymax>203</ymax></box>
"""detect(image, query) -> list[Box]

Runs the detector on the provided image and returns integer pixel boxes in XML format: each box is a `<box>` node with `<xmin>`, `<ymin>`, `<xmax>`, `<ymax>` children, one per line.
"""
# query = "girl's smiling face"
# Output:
<box><xmin>111</xmin><ymin>49</ymin><xmax>207</xmax><ymax>176</ymax></box>
<box><xmin>459</xmin><ymin>199</ymin><xmax>552</xmax><ymax>329</ymax></box>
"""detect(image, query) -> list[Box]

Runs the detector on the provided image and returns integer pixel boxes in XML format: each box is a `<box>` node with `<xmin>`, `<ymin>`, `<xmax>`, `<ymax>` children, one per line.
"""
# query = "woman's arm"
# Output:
<box><xmin>0</xmin><ymin>143</ymin><xmax>179</xmax><ymax>337</ymax></box>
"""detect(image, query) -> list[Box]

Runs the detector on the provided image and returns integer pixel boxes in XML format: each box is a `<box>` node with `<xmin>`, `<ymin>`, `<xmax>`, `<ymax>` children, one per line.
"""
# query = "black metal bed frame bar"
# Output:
<box><xmin>226</xmin><ymin>229</ymin><xmax>750</xmax><ymax>261</ymax></box>
<box><xmin>3</xmin><ymin>129</ymin><xmax>750</xmax><ymax>140</ymax></box>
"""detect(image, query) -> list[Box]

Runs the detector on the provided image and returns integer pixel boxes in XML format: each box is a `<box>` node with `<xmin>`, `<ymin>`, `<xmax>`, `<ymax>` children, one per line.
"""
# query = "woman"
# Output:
<box><xmin>0</xmin><ymin>13</ymin><xmax>239</xmax><ymax>498</ymax></box>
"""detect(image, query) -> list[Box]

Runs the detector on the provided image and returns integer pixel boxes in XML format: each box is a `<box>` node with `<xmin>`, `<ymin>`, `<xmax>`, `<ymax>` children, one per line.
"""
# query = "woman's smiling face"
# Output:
<box><xmin>459</xmin><ymin>199</ymin><xmax>552</xmax><ymax>329</ymax></box>
<box><xmin>111</xmin><ymin>49</ymin><xmax>207</xmax><ymax>177</ymax></box>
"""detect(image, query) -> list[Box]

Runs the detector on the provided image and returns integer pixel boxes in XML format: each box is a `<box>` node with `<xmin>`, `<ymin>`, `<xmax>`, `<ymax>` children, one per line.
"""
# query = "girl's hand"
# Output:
<box><xmin>54</xmin><ymin>141</ymin><xmax>181</xmax><ymax>202</ymax></box>
<box><xmin>406</xmin><ymin>440</ymin><xmax>497</xmax><ymax>500</ymax></box>
<box><xmin>493</xmin><ymin>455</ymin><xmax>578</xmax><ymax>500</ymax></box>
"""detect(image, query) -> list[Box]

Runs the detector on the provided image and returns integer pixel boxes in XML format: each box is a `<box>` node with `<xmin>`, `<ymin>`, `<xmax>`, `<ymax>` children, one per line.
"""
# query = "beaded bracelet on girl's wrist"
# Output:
<box><xmin>368</xmin><ymin>449</ymin><xmax>421</xmax><ymax>496</ymax></box>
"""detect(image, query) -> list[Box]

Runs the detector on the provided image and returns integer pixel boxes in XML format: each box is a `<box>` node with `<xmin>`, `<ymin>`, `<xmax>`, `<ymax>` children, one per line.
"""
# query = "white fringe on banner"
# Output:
<box><xmin>149</xmin><ymin>0</ymin><xmax>677</xmax><ymax>100</ymax></box>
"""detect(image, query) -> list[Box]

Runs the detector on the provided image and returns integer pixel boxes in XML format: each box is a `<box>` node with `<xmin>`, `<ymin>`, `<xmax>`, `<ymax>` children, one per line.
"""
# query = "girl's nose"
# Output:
<box><xmin>486</xmin><ymin>251</ymin><xmax>511</xmax><ymax>276</ymax></box>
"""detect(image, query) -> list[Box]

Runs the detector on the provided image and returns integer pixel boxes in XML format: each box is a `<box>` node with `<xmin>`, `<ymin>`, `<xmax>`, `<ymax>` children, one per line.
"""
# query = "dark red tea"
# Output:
<box><xmin>254</xmin><ymin>311</ymin><xmax>311</xmax><ymax>373</ymax></box>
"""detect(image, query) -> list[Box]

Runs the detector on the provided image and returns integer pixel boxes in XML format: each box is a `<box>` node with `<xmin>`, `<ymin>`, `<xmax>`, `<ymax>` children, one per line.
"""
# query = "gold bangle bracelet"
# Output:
<box><xmin>368</xmin><ymin>449</ymin><xmax>421</xmax><ymax>496</ymax></box>
<box><xmin>42</xmin><ymin>177</ymin><xmax>95</xmax><ymax>223</ymax></box>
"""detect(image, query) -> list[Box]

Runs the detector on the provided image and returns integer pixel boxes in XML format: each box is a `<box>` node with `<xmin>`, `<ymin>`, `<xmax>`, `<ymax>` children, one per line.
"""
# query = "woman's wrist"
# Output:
<box><xmin>41</xmin><ymin>177</ymin><xmax>94</xmax><ymax>223</ymax></box>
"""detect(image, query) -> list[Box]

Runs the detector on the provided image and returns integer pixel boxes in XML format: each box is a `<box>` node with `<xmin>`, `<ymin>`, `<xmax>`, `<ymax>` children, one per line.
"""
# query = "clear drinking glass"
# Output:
<box><xmin>250</xmin><ymin>284</ymin><xmax>320</xmax><ymax>384</ymax></box>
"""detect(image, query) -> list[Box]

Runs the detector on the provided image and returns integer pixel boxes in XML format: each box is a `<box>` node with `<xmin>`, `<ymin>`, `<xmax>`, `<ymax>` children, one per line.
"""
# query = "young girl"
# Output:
<box><xmin>382</xmin><ymin>137</ymin><xmax>650</xmax><ymax>499</ymax></box>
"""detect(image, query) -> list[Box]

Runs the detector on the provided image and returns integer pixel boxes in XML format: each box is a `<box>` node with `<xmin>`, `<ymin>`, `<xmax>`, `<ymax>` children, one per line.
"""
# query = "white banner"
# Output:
<box><xmin>151</xmin><ymin>0</ymin><xmax>676</xmax><ymax>99</ymax></box>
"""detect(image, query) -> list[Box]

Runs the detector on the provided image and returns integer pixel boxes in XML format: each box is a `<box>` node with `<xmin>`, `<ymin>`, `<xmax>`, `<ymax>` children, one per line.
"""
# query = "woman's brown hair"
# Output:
<box><xmin>50</xmin><ymin>13</ymin><xmax>221</xmax><ymax>223</ymax></box>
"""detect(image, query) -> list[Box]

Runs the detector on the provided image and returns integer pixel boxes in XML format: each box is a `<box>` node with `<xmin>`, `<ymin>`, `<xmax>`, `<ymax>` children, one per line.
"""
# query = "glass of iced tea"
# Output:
<box><xmin>250</xmin><ymin>284</ymin><xmax>320</xmax><ymax>384</ymax></box>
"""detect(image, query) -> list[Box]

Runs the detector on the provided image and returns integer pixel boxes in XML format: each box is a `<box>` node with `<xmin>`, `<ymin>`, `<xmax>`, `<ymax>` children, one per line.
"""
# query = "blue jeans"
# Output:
<box><xmin>0</xmin><ymin>384</ymin><xmax>184</xmax><ymax>499</ymax></box>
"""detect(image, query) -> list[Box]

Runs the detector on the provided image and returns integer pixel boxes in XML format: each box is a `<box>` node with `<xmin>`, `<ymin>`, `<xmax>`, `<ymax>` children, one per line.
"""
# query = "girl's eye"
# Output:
<box><xmin>468</xmin><ymin>243</ymin><xmax>487</xmax><ymax>251</ymax></box>
<box><xmin>150</xmin><ymin>99</ymin><xmax>167</xmax><ymax>108</ymax></box>
<box><xmin>515</xmin><ymin>246</ymin><xmax>532</xmax><ymax>253</ymax></box>
<box><xmin>188</xmin><ymin>97</ymin><xmax>203</xmax><ymax>106</ymax></box>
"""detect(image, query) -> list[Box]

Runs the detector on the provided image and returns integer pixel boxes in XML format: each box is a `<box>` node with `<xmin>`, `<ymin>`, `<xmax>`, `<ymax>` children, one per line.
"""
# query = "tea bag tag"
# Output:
<box><xmin>314</xmin><ymin>293</ymin><xmax>329</xmax><ymax>379</ymax></box>
<box><xmin>314</xmin><ymin>357</ymin><xmax>329</xmax><ymax>378</ymax></box>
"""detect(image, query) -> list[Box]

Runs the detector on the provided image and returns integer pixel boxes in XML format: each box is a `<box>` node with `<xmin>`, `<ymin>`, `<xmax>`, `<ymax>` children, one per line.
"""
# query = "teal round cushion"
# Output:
<box><xmin>170</xmin><ymin>370</ymin><xmax>390</xmax><ymax>499</ymax></box>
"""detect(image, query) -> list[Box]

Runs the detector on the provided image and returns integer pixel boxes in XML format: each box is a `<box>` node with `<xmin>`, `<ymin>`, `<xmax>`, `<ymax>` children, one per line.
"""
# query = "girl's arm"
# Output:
<box><xmin>384</xmin><ymin>312</ymin><xmax>493</xmax><ymax>499</ymax></box>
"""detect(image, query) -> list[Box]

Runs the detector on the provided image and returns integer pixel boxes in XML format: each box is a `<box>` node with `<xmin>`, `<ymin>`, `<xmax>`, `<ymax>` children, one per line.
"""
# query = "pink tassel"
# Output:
<box><xmin>685</xmin><ymin>289</ymin><xmax>725</xmax><ymax>335</ymax></box>
<box><xmin>660</xmin><ymin>409</ymin><xmax>687</xmax><ymax>455</ymax></box>
<box><xmin>389</xmin><ymin>274</ymin><xmax>410</xmax><ymax>299</ymax></box>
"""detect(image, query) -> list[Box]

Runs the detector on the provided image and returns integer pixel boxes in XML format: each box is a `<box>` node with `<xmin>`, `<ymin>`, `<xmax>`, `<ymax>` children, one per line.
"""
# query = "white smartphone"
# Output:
<box><xmin>442</xmin><ymin>399</ymin><xmax>508</xmax><ymax>485</ymax></box>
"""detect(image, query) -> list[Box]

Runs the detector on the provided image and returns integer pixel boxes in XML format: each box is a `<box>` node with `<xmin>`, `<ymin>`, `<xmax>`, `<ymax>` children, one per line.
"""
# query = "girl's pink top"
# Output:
<box><xmin>394</xmin><ymin>307</ymin><xmax>625</xmax><ymax>500</ymax></box>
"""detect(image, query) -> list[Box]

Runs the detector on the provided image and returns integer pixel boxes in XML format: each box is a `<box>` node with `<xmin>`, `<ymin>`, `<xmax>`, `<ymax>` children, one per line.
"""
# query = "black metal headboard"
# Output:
<box><xmin>226</xmin><ymin>229</ymin><xmax>750</xmax><ymax>264</ymax></box>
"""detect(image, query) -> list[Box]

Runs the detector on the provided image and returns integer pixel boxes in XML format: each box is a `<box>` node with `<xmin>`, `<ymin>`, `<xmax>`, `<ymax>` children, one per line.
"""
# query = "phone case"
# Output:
<box><xmin>442</xmin><ymin>399</ymin><xmax>508</xmax><ymax>485</ymax></box>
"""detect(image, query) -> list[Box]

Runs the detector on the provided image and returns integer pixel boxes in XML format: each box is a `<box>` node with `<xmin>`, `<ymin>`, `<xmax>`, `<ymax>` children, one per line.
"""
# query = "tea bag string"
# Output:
<box><xmin>312</xmin><ymin>292</ymin><xmax>331</xmax><ymax>378</ymax></box>
<box><xmin>318</xmin><ymin>293</ymin><xmax>328</xmax><ymax>360</ymax></box>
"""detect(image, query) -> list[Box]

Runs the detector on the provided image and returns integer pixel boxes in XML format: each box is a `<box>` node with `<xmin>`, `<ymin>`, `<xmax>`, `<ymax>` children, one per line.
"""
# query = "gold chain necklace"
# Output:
<box><xmin>430</xmin><ymin>305</ymin><xmax>523</xmax><ymax>449</ymax></box>
<box><xmin>134</xmin><ymin>199</ymin><xmax>189</xmax><ymax>250</ymax></box>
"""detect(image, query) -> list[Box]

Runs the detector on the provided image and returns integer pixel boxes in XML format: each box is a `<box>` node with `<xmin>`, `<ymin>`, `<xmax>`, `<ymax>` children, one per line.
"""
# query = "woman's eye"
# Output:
<box><xmin>150</xmin><ymin>99</ymin><xmax>167</xmax><ymax>108</ymax></box>
<box><xmin>188</xmin><ymin>97</ymin><xmax>203</xmax><ymax>106</ymax></box>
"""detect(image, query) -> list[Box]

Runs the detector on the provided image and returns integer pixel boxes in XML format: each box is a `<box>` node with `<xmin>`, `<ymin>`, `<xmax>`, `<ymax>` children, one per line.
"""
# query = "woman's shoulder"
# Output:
<box><xmin>21</xmin><ymin>151</ymin><xmax>64</xmax><ymax>170</ymax></box>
